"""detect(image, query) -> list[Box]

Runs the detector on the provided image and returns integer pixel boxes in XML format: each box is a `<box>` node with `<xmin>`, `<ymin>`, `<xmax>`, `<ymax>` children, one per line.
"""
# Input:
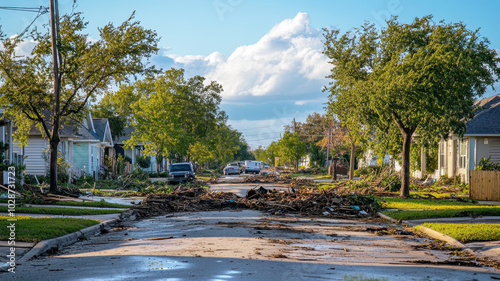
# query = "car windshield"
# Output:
<box><xmin>170</xmin><ymin>164</ymin><xmax>191</xmax><ymax>172</ymax></box>
<box><xmin>228</xmin><ymin>163</ymin><xmax>238</xmax><ymax>167</ymax></box>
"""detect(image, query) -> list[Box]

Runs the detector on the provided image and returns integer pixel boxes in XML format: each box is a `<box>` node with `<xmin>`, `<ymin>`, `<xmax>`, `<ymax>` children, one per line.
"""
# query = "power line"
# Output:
<box><xmin>237</xmin><ymin>123</ymin><xmax>287</xmax><ymax>131</ymax></box>
<box><xmin>0</xmin><ymin>6</ymin><xmax>50</xmax><ymax>37</ymax></box>
<box><xmin>0</xmin><ymin>6</ymin><xmax>48</xmax><ymax>13</ymax></box>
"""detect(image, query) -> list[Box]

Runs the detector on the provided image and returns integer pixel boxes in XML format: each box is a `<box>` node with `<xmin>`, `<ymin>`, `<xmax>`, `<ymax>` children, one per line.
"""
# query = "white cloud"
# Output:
<box><xmin>157</xmin><ymin>12</ymin><xmax>331</xmax><ymax>104</ymax></box>
<box><xmin>0</xmin><ymin>36</ymin><xmax>37</xmax><ymax>57</ymax></box>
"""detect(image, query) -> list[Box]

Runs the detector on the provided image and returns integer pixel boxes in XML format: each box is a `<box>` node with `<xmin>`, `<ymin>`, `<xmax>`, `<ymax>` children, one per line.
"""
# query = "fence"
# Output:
<box><xmin>469</xmin><ymin>170</ymin><xmax>500</xmax><ymax>201</ymax></box>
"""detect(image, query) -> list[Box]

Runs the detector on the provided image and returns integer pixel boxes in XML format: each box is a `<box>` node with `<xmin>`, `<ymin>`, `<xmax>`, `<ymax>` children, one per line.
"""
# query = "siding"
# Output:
<box><xmin>13</xmin><ymin>137</ymin><xmax>48</xmax><ymax>175</ymax></box>
<box><xmin>73</xmin><ymin>142</ymin><xmax>89</xmax><ymax>173</ymax></box>
<box><xmin>489</xmin><ymin>139</ymin><xmax>500</xmax><ymax>163</ymax></box>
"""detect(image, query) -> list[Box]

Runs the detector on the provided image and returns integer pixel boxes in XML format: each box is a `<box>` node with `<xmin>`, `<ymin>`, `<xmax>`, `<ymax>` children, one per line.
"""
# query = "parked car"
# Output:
<box><xmin>244</xmin><ymin>160</ymin><xmax>261</xmax><ymax>174</ymax></box>
<box><xmin>223</xmin><ymin>162</ymin><xmax>241</xmax><ymax>175</ymax></box>
<box><xmin>168</xmin><ymin>162</ymin><xmax>195</xmax><ymax>184</ymax></box>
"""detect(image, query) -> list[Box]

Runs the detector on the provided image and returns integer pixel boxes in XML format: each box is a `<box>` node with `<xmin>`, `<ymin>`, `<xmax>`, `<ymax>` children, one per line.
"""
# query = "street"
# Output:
<box><xmin>6</xmin><ymin>198</ymin><xmax>500</xmax><ymax>280</ymax></box>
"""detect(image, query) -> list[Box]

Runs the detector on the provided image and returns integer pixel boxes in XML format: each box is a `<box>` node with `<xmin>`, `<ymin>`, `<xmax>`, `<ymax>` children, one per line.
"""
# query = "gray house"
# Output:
<box><xmin>438</xmin><ymin>94</ymin><xmax>500</xmax><ymax>183</ymax></box>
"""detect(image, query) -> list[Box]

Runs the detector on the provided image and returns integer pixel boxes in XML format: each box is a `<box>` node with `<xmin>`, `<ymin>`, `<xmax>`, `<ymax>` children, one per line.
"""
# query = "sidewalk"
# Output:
<box><xmin>1</xmin><ymin>205</ymin><xmax>133</xmax><ymax>272</ymax></box>
<box><xmin>379</xmin><ymin>212</ymin><xmax>500</xmax><ymax>263</ymax></box>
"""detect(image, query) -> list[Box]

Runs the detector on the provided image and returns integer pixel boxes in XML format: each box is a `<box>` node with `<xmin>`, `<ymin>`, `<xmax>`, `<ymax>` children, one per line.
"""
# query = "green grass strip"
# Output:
<box><xmin>0</xmin><ymin>215</ymin><xmax>100</xmax><ymax>243</ymax></box>
<box><xmin>380</xmin><ymin>197</ymin><xmax>499</xmax><ymax>210</ymax></box>
<box><xmin>54</xmin><ymin>201</ymin><xmax>130</xmax><ymax>208</ymax></box>
<box><xmin>0</xmin><ymin>205</ymin><xmax>124</xmax><ymax>216</ymax></box>
<box><xmin>383</xmin><ymin>208</ymin><xmax>500</xmax><ymax>220</ymax></box>
<box><xmin>419</xmin><ymin>223</ymin><xmax>500</xmax><ymax>243</ymax></box>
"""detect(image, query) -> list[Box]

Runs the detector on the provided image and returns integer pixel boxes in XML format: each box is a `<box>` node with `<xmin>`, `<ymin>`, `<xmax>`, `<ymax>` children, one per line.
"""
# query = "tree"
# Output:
<box><xmin>252</xmin><ymin>146</ymin><xmax>269</xmax><ymax>162</ymax></box>
<box><xmin>91</xmin><ymin>104</ymin><xmax>127</xmax><ymax>141</ymax></box>
<box><xmin>325</xmin><ymin>16</ymin><xmax>500</xmax><ymax>197</ymax></box>
<box><xmin>323</xmin><ymin>22</ymin><xmax>376</xmax><ymax>180</ymax></box>
<box><xmin>276</xmin><ymin>131</ymin><xmax>307</xmax><ymax>171</ymax></box>
<box><xmin>115</xmin><ymin>68</ymin><xmax>227</xmax><ymax>164</ymax></box>
<box><xmin>0</xmin><ymin>11</ymin><xmax>158</xmax><ymax>192</ymax></box>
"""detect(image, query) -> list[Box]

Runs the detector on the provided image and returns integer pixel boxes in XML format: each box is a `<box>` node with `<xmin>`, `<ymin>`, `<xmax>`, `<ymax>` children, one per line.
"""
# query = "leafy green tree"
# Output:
<box><xmin>252</xmin><ymin>146</ymin><xmax>269</xmax><ymax>162</ymax></box>
<box><xmin>188</xmin><ymin>142</ymin><xmax>214</xmax><ymax>168</ymax></box>
<box><xmin>118</xmin><ymin>68</ymin><xmax>227</xmax><ymax>164</ymax></box>
<box><xmin>308</xmin><ymin>144</ymin><xmax>326</xmax><ymax>168</ymax></box>
<box><xmin>207</xmin><ymin>124</ymin><xmax>241</xmax><ymax>166</ymax></box>
<box><xmin>323</xmin><ymin>22</ymin><xmax>376</xmax><ymax>180</ymax></box>
<box><xmin>325</xmin><ymin>15</ymin><xmax>500</xmax><ymax>197</ymax></box>
<box><xmin>234</xmin><ymin>142</ymin><xmax>254</xmax><ymax>161</ymax></box>
<box><xmin>276</xmin><ymin>131</ymin><xmax>307</xmax><ymax>171</ymax></box>
<box><xmin>0</xmin><ymin>12</ymin><xmax>158</xmax><ymax>192</ymax></box>
<box><xmin>91</xmin><ymin>104</ymin><xmax>127</xmax><ymax>141</ymax></box>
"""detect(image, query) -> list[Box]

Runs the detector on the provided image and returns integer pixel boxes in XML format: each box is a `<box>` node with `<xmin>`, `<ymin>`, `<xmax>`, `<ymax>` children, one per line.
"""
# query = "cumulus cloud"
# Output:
<box><xmin>0</xmin><ymin>36</ymin><xmax>37</xmax><ymax>57</ymax></box>
<box><xmin>157</xmin><ymin>12</ymin><xmax>331</xmax><ymax>105</ymax></box>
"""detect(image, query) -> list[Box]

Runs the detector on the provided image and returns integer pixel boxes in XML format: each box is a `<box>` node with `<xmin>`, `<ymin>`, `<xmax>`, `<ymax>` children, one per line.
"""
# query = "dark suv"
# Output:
<box><xmin>167</xmin><ymin>162</ymin><xmax>195</xmax><ymax>184</ymax></box>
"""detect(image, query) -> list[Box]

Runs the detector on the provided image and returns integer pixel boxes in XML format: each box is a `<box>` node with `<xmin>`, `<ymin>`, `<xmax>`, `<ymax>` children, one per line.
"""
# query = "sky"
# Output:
<box><xmin>1</xmin><ymin>0</ymin><xmax>499</xmax><ymax>149</ymax></box>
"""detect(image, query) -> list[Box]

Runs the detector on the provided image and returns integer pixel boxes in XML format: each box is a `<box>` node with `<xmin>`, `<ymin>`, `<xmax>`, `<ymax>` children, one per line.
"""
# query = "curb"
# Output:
<box><xmin>1</xmin><ymin>210</ymin><xmax>136</xmax><ymax>272</ymax></box>
<box><xmin>377</xmin><ymin>212</ymin><xmax>480</xmax><ymax>259</ymax></box>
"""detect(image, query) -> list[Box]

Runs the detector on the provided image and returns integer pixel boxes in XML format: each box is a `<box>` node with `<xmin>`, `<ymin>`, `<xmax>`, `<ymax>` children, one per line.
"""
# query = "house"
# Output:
<box><xmin>71</xmin><ymin>114</ymin><xmax>118</xmax><ymax>179</ymax></box>
<box><xmin>12</xmin><ymin>122</ymin><xmax>81</xmax><ymax>177</ymax></box>
<box><xmin>12</xmin><ymin>111</ymin><xmax>115</xmax><ymax>180</ymax></box>
<box><xmin>114</xmin><ymin>127</ymin><xmax>158</xmax><ymax>173</ymax></box>
<box><xmin>437</xmin><ymin>94</ymin><xmax>500</xmax><ymax>183</ymax></box>
<box><xmin>0</xmin><ymin>109</ymin><xmax>14</xmax><ymax>184</ymax></box>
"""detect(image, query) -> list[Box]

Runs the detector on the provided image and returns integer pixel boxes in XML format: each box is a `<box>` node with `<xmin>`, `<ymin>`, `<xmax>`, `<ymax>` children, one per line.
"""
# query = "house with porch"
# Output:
<box><xmin>12</xmin><ymin>111</ymin><xmax>115</xmax><ymax>180</ymax></box>
<box><xmin>438</xmin><ymin>94</ymin><xmax>500</xmax><ymax>183</ymax></box>
<box><xmin>114</xmin><ymin>127</ymin><xmax>158</xmax><ymax>173</ymax></box>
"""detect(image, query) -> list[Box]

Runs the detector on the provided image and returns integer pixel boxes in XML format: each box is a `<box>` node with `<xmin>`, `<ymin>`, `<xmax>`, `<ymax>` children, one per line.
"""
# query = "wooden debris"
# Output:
<box><xmin>134</xmin><ymin>184</ymin><xmax>381</xmax><ymax>218</ymax></box>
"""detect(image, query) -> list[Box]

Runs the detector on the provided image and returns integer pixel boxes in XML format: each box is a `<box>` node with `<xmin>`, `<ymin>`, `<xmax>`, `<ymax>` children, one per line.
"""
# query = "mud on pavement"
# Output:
<box><xmin>9</xmin><ymin>210</ymin><xmax>500</xmax><ymax>281</ymax></box>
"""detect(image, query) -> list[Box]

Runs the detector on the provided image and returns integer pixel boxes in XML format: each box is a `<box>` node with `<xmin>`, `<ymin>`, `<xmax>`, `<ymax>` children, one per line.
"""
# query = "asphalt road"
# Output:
<box><xmin>6</xmin><ymin>209</ymin><xmax>500</xmax><ymax>281</ymax></box>
<box><xmin>209</xmin><ymin>174</ymin><xmax>291</xmax><ymax>197</ymax></box>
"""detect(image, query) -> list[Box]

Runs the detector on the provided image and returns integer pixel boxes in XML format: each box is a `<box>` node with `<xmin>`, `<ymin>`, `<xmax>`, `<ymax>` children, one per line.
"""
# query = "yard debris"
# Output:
<box><xmin>133</xmin><ymin>183</ymin><xmax>382</xmax><ymax>218</ymax></box>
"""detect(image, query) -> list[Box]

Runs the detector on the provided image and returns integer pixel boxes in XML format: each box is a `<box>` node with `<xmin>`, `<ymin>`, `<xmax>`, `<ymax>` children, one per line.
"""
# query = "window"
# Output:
<box><xmin>458</xmin><ymin>139</ymin><xmax>468</xmax><ymax>169</ymax></box>
<box><xmin>439</xmin><ymin>141</ymin><xmax>445</xmax><ymax>169</ymax></box>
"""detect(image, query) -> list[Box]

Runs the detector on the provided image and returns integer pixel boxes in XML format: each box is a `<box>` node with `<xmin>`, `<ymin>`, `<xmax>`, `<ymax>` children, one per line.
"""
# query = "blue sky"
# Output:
<box><xmin>1</xmin><ymin>0</ymin><xmax>499</xmax><ymax>149</ymax></box>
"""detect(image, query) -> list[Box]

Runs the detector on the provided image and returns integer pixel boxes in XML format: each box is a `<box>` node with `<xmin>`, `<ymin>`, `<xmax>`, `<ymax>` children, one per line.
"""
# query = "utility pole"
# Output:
<box><xmin>326</xmin><ymin>127</ymin><xmax>330</xmax><ymax>168</ymax></box>
<box><xmin>292</xmin><ymin>118</ymin><xmax>297</xmax><ymax>171</ymax></box>
<box><xmin>49</xmin><ymin>0</ymin><xmax>61</xmax><ymax>192</ymax></box>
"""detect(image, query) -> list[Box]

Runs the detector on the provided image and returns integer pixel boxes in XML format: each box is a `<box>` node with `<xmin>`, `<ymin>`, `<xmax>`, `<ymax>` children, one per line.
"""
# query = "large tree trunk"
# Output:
<box><xmin>392</xmin><ymin>113</ymin><xmax>415</xmax><ymax>198</ymax></box>
<box><xmin>49</xmin><ymin>137</ymin><xmax>60</xmax><ymax>193</ymax></box>
<box><xmin>333</xmin><ymin>158</ymin><xmax>337</xmax><ymax>181</ymax></box>
<box><xmin>400</xmin><ymin>131</ymin><xmax>413</xmax><ymax>198</ymax></box>
<box><xmin>349</xmin><ymin>141</ymin><xmax>355</xmax><ymax>180</ymax></box>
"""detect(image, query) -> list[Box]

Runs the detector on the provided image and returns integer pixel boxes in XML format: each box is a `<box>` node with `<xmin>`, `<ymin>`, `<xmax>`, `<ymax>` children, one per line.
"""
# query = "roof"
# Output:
<box><xmin>75</xmin><ymin>125</ymin><xmax>100</xmax><ymax>141</ymax></box>
<box><xmin>114</xmin><ymin>127</ymin><xmax>135</xmax><ymax>145</ymax></box>
<box><xmin>93</xmin><ymin>118</ymin><xmax>108</xmax><ymax>142</ymax></box>
<box><xmin>466</xmin><ymin>94</ymin><xmax>500</xmax><ymax>135</ymax></box>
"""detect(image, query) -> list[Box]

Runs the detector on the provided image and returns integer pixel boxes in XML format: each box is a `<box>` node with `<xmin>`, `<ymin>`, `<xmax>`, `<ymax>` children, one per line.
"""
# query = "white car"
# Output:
<box><xmin>244</xmin><ymin>160</ymin><xmax>261</xmax><ymax>174</ymax></box>
<box><xmin>223</xmin><ymin>163</ymin><xmax>241</xmax><ymax>175</ymax></box>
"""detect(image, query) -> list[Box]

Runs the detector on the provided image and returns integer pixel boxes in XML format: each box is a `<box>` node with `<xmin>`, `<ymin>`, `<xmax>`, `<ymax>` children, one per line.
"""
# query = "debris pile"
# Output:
<box><xmin>133</xmin><ymin>185</ymin><xmax>381</xmax><ymax>218</ymax></box>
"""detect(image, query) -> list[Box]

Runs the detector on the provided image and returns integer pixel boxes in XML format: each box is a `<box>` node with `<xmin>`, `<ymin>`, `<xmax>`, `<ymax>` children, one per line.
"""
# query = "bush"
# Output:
<box><xmin>476</xmin><ymin>156</ymin><xmax>500</xmax><ymax>171</ymax></box>
<box><xmin>136</xmin><ymin>155</ymin><xmax>151</xmax><ymax>169</ymax></box>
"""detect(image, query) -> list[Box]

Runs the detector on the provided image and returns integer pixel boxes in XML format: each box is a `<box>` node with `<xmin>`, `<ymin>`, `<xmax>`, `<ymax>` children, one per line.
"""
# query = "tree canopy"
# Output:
<box><xmin>324</xmin><ymin>15</ymin><xmax>500</xmax><ymax>197</ymax></box>
<box><xmin>0</xmin><ymin>11</ymin><xmax>159</xmax><ymax>191</ymax></box>
<box><xmin>98</xmin><ymin>68</ymin><xmax>247</xmax><ymax>167</ymax></box>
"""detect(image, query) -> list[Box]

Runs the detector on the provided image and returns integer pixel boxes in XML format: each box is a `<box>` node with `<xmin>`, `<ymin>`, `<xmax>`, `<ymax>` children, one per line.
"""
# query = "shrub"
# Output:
<box><xmin>476</xmin><ymin>156</ymin><xmax>500</xmax><ymax>171</ymax></box>
<box><xmin>136</xmin><ymin>155</ymin><xmax>151</xmax><ymax>169</ymax></box>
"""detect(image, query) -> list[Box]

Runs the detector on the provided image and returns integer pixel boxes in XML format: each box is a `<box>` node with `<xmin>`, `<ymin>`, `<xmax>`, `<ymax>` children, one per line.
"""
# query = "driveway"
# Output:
<box><xmin>8</xmin><ymin>210</ymin><xmax>500</xmax><ymax>280</ymax></box>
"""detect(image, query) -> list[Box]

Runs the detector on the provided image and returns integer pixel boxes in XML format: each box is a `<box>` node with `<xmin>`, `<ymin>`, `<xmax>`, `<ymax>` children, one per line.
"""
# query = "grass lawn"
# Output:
<box><xmin>383</xmin><ymin>208</ymin><xmax>500</xmax><ymax>220</ymax></box>
<box><xmin>380</xmin><ymin>197</ymin><xmax>500</xmax><ymax>220</ymax></box>
<box><xmin>0</xmin><ymin>198</ymin><xmax>130</xmax><ymax>208</ymax></box>
<box><xmin>0</xmin><ymin>205</ymin><xmax>124</xmax><ymax>216</ymax></box>
<box><xmin>54</xmin><ymin>201</ymin><xmax>131</xmax><ymax>208</ymax></box>
<box><xmin>380</xmin><ymin>197</ymin><xmax>490</xmax><ymax>210</ymax></box>
<box><xmin>0</xmin><ymin>215</ymin><xmax>100</xmax><ymax>243</ymax></box>
<box><xmin>416</xmin><ymin>223</ymin><xmax>500</xmax><ymax>243</ymax></box>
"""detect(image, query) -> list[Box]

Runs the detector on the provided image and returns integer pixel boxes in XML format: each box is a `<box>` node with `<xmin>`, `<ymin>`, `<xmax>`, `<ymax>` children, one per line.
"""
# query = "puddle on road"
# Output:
<box><xmin>133</xmin><ymin>256</ymin><xmax>190</xmax><ymax>271</ymax></box>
